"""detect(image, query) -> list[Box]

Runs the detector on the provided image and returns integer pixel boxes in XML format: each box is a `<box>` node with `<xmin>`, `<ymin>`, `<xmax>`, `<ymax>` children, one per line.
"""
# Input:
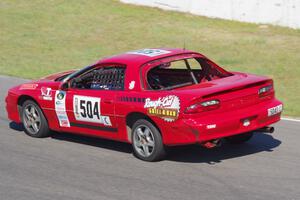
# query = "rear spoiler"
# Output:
<box><xmin>203</xmin><ymin>80</ymin><xmax>272</xmax><ymax>99</ymax></box>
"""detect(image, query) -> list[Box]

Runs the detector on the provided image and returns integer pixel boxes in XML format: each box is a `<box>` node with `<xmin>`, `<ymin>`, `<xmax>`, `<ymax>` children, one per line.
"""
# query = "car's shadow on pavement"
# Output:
<box><xmin>166</xmin><ymin>133</ymin><xmax>281</xmax><ymax>164</ymax></box>
<box><xmin>9</xmin><ymin>122</ymin><xmax>132</xmax><ymax>154</ymax></box>
<box><xmin>51</xmin><ymin>131</ymin><xmax>133</xmax><ymax>154</ymax></box>
<box><xmin>9</xmin><ymin>122</ymin><xmax>281</xmax><ymax>164</ymax></box>
<box><xmin>9</xmin><ymin>121</ymin><xmax>25</xmax><ymax>131</ymax></box>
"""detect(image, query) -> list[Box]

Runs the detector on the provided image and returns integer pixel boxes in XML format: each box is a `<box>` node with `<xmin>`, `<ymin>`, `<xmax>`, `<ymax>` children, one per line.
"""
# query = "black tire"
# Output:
<box><xmin>131</xmin><ymin>119</ymin><xmax>166</xmax><ymax>161</ymax></box>
<box><xmin>21</xmin><ymin>100</ymin><xmax>51</xmax><ymax>138</ymax></box>
<box><xmin>226</xmin><ymin>132</ymin><xmax>254</xmax><ymax>144</ymax></box>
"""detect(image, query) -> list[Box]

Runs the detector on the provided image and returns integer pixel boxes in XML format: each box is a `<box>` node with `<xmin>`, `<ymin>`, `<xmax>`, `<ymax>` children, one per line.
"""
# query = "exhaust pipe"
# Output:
<box><xmin>202</xmin><ymin>139</ymin><xmax>222</xmax><ymax>148</ymax></box>
<box><xmin>256</xmin><ymin>126</ymin><xmax>274</xmax><ymax>133</ymax></box>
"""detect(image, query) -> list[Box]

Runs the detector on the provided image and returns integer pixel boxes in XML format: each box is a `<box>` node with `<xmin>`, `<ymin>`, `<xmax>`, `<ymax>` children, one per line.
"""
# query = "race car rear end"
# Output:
<box><xmin>178</xmin><ymin>74</ymin><xmax>283</xmax><ymax>143</ymax></box>
<box><xmin>166</xmin><ymin>72</ymin><xmax>282</xmax><ymax>146</ymax></box>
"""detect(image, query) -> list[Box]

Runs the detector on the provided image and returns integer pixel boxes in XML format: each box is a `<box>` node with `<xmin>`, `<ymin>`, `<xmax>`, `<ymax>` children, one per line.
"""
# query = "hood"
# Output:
<box><xmin>40</xmin><ymin>69</ymin><xmax>77</xmax><ymax>81</ymax></box>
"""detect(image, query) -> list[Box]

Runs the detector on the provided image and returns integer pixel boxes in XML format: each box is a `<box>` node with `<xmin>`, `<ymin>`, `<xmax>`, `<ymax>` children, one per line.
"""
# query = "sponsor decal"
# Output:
<box><xmin>61</xmin><ymin>120</ymin><xmax>70</xmax><ymax>127</ymax></box>
<box><xmin>129</xmin><ymin>81</ymin><xmax>135</xmax><ymax>90</ymax></box>
<box><xmin>73</xmin><ymin>95</ymin><xmax>112</xmax><ymax>126</ymax></box>
<box><xmin>127</xmin><ymin>49</ymin><xmax>171</xmax><ymax>57</ymax></box>
<box><xmin>206</xmin><ymin>124</ymin><xmax>216</xmax><ymax>129</ymax></box>
<box><xmin>55</xmin><ymin>90</ymin><xmax>70</xmax><ymax>127</ymax></box>
<box><xmin>55</xmin><ymin>101</ymin><xmax>63</xmax><ymax>106</ymax></box>
<box><xmin>20</xmin><ymin>83</ymin><xmax>38</xmax><ymax>90</ymax></box>
<box><xmin>58</xmin><ymin>115</ymin><xmax>68</xmax><ymax>120</ymax></box>
<box><xmin>57</xmin><ymin>91</ymin><xmax>65</xmax><ymax>100</ymax></box>
<box><xmin>243</xmin><ymin>119</ymin><xmax>250</xmax><ymax>127</ymax></box>
<box><xmin>40</xmin><ymin>87</ymin><xmax>52</xmax><ymax>100</ymax></box>
<box><xmin>144</xmin><ymin>95</ymin><xmax>180</xmax><ymax>122</ymax></box>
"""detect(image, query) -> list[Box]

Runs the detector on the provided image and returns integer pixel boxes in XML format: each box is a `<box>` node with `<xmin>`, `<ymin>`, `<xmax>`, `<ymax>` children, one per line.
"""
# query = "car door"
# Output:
<box><xmin>59</xmin><ymin>65</ymin><xmax>126</xmax><ymax>139</ymax></box>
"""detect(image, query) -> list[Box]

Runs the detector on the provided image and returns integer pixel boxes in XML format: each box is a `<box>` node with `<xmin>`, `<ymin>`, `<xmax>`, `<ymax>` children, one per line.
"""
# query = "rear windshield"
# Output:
<box><xmin>146</xmin><ymin>58</ymin><xmax>231</xmax><ymax>90</ymax></box>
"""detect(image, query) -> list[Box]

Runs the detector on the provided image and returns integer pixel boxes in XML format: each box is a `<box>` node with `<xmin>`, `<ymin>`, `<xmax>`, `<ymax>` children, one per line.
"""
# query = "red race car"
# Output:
<box><xmin>6</xmin><ymin>48</ymin><xmax>283</xmax><ymax>161</ymax></box>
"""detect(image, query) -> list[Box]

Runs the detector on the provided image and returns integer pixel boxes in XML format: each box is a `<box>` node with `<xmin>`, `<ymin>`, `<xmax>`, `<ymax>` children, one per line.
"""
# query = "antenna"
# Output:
<box><xmin>183</xmin><ymin>38</ymin><xmax>186</xmax><ymax>51</ymax></box>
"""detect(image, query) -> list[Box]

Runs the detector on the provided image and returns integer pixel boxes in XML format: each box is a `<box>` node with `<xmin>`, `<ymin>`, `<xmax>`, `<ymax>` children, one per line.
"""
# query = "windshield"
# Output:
<box><xmin>62</xmin><ymin>65</ymin><xmax>93</xmax><ymax>82</ymax></box>
<box><xmin>146</xmin><ymin>57</ymin><xmax>231</xmax><ymax>90</ymax></box>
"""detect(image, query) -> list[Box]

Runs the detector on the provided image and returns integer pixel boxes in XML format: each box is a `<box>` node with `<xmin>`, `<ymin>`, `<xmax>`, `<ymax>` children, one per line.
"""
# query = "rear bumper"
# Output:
<box><xmin>166</xmin><ymin>99</ymin><xmax>282</xmax><ymax>145</ymax></box>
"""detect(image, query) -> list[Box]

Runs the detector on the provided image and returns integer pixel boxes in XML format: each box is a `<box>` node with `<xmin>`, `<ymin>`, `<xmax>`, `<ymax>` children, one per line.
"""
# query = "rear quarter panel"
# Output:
<box><xmin>115</xmin><ymin>89</ymin><xmax>196</xmax><ymax>145</ymax></box>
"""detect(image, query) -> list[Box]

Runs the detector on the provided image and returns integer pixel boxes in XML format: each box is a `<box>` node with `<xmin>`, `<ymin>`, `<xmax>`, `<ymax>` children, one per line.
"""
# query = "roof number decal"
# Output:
<box><xmin>127</xmin><ymin>49</ymin><xmax>171</xmax><ymax>57</ymax></box>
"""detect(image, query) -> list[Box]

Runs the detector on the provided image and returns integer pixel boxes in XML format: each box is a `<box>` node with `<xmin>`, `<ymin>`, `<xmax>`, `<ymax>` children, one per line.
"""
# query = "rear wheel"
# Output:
<box><xmin>226</xmin><ymin>132</ymin><xmax>254</xmax><ymax>144</ymax></box>
<box><xmin>131</xmin><ymin>119</ymin><xmax>166</xmax><ymax>161</ymax></box>
<box><xmin>21</xmin><ymin>100</ymin><xmax>51</xmax><ymax>138</ymax></box>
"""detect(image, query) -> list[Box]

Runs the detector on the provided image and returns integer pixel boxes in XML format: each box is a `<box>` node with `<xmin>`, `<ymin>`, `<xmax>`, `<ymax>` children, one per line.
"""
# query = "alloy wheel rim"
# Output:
<box><xmin>133</xmin><ymin>125</ymin><xmax>155</xmax><ymax>157</ymax></box>
<box><xmin>23</xmin><ymin>104</ymin><xmax>41</xmax><ymax>134</ymax></box>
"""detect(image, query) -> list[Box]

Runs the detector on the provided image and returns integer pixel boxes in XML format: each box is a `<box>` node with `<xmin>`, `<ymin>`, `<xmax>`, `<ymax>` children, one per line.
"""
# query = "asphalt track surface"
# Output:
<box><xmin>0</xmin><ymin>75</ymin><xmax>299</xmax><ymax>200</ymax></box>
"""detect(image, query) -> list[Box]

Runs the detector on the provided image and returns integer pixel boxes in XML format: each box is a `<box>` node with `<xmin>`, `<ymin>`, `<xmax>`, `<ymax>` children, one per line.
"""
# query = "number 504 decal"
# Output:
<box><xmin>73</xmin><ymin>95</ymin><xmax>112</xmax><ymax>126</ymax></box>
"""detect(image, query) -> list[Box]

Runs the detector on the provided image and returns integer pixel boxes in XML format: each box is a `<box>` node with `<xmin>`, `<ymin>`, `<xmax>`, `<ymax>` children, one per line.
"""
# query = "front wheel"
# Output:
<box><xmin>226</xmin><ymin>132</ymin><xmax>254</xmax><ymax>144</ymax></box>
<box><xmin>131</xmin><ymin>119</ymin><xmax>166</xmax><ymax>161</ymax></box>
<box><xmin>21</xmin><ymin>100</ymin><xmax>51</xmax><ymax>138</ymax></box>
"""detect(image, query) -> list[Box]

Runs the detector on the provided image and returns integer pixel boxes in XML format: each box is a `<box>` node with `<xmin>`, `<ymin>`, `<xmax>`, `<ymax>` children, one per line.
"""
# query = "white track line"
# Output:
<box><xmin>281</xmin><ymin>117</ymin><xmax>300</xmax><ymax>123</ymax></box>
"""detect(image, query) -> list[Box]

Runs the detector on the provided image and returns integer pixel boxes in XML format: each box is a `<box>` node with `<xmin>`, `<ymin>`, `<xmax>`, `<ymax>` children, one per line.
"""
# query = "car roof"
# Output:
<box><xmin>95</xmin><ymin>48</ymin><xmax>200</xmax><ymax>68</ymax></box>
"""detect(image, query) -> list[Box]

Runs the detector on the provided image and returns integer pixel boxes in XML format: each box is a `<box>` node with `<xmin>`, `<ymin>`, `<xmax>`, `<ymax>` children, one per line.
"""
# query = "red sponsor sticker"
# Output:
<box><xmin>61</xmin><ymin>120</ymin><xmax>69</xmax><ymax>127</ymax></box>
<box><xmin>20</xmin><ymin>84</ymin><xmax>38</xmax><ymax>90</ymax></box>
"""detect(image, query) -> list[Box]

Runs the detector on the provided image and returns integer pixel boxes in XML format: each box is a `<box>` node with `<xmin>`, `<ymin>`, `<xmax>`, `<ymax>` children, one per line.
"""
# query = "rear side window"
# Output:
<box><xmin>71</xmin><ymin>66</ymin><xmax>126</xmax><ymax>90</ymax></box>
<box><xmin>147</xmin><ymin>57</ymin><xmax>230</xmax><ymax>90</ymax></box>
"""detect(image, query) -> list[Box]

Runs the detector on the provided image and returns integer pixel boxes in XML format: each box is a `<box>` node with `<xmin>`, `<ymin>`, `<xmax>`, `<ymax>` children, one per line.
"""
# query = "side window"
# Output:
<box><xmin>167</xmin><ymin>60</ymin><xmax>186</xmax><ymax>69</ymax></box>
<box><xmin>187</xmin><ymin>58</ymin><xmax>202</xmax><ymax>70</ymax></box>
<box><xmin>146</xmin><ymin>57</ymin><xmax>231</xmax><ymax>90</ymax></box>
<box><xmin>72</xmin><ymin>66</ymin><xmax>125</xmax><ymax>90</ymax></box>
<box><xmin>147</xmin><ymin>59</ymin><xmax>194</xmax><ymax>90</ymax></box>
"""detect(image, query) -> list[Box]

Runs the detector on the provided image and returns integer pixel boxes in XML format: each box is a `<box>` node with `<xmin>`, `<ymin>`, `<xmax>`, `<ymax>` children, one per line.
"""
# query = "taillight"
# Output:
<box><xmin>258</xmin><ymin>84</ymin><xmax>273</xmax><ymax>97</ymax></box>
<box><xmin>185</xmin><ymin>99</ymin><xmax>220</xmax><ymax>114</ymax></box>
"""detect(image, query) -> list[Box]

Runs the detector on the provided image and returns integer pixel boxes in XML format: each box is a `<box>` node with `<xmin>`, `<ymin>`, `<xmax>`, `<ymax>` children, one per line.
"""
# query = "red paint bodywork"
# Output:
<box><xmin>5</xmin><ymin>48</ymin><xmax>282</xmax><ymax>145</ymax></box>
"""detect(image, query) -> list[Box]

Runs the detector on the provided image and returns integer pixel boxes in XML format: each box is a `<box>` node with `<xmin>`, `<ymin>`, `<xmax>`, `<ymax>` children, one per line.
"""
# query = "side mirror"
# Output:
<box><xmin>59</xmin><ymin>81</ymin><xmax>69</xmax><ymax>91</ymax></box>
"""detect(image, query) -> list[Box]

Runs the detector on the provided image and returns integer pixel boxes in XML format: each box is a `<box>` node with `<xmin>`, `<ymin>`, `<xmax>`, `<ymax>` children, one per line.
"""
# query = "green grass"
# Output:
<box><xmin>1</xmin><ymin>0</ymin><xmax>300</xmax><ymax>116</ymax></box>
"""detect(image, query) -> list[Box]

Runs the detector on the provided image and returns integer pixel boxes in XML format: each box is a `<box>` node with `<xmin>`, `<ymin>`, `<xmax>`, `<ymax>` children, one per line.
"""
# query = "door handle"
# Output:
<box><xmin>103</xmin><ymin>99</ymin><xmax>113</xmax><ymax>104</ymax></box>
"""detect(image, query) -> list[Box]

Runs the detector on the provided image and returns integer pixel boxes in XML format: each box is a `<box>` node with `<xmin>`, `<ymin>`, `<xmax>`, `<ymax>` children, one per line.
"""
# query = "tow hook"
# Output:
<box><xmin>201</xmin><ymin>139</ymin><xmax>222</xmax><ymax>149</ymax></box>
<box><xmin>256</xmin><ymin>126</ymin><xmax>274</xmax><ymax>133</ymax></box>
